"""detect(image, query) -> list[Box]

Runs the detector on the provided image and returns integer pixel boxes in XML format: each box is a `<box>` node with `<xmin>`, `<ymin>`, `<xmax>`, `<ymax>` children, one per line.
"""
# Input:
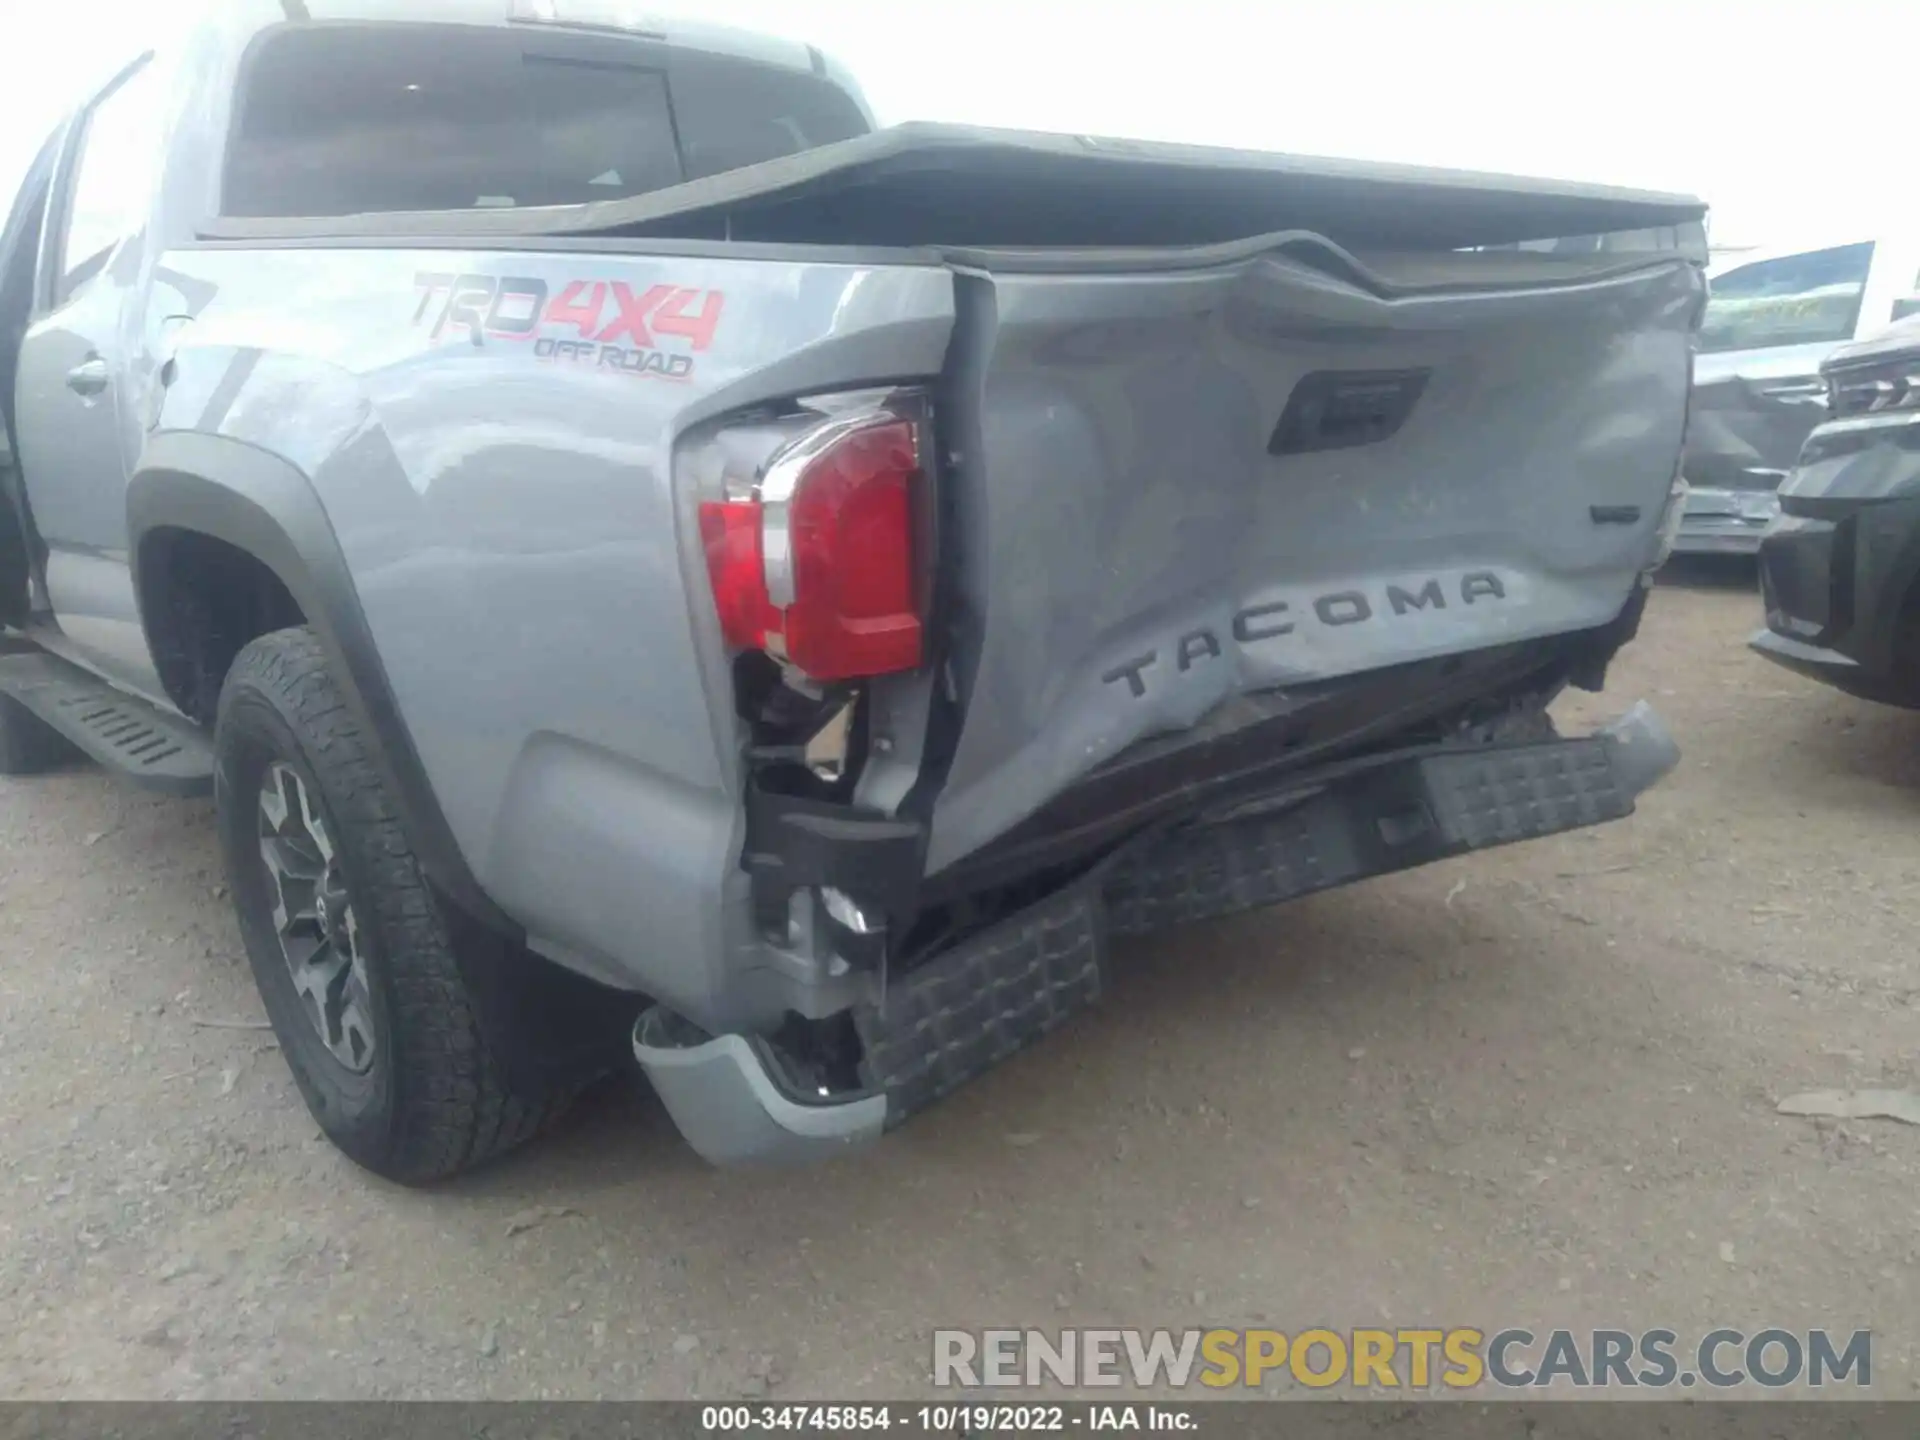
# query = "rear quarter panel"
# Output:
<box><xmin>146</xmin><ymin>243</ymin><xmax>952</xmax><ymax>1009</ymax></box>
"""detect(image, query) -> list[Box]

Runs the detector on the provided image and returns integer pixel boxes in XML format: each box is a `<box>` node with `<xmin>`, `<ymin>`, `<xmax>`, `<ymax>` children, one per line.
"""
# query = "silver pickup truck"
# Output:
<box><xmin>0</xmin><ymin>0</ymin><xmax>1703</xmax><ymax>1178</ymax></box>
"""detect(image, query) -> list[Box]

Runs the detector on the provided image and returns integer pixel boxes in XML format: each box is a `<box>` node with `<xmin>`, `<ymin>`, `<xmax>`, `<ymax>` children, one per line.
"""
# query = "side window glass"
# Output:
<box><xmin>57</xmin><ymin>61</ymin><xmax>160</xmax><ymax>306</ymax></box>
<box><xmin>668</xmin><ymin>55</ymin><xmax>871</xmax><ymax>182</ymax></box>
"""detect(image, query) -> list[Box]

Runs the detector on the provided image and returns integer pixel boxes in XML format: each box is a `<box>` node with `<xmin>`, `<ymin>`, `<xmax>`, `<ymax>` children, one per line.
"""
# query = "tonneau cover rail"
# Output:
<box><xmin>196</xmin><ymin>121</ymin><xmax>1708</xmax><ymax>253</ymax></box>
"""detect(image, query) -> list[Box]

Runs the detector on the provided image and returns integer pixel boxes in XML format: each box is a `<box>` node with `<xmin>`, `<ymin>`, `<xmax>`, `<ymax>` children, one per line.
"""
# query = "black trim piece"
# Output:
<box><xmin>126</xmin><ymin>431</ymin><xmax>515</xmax><ymax>935</ymax></box>
<box><xmin>0</xmin><ymin>648</ymin><xmax>214</xmax><ymax>794</ymax></box>
<box><xmin>1566</xmin><ymin>579</ymin><xmax>1649</xmax><ymax>693</ymax></box>
<box><xmin>741</xmin><ymin>782</ymin><xmax>926</xmax><ymax>943</ymax></box>
<box><xmin>1828</xmin><ymin>513</ymin><xmax>1859</xmax><ymax>640</ymax></box>
<box><xmin>747</xmin><ymin>1033</ymin><xmax>877</xmax><ymax>1110</ymax></box>
<box><xmin>1589</xmin><ymin>504</ymin><xmax>1642</xmax><ymax>525</ymax></box>
<box><xmin>1269</xmin><ymin>368</ymin><xmax>1429</xmax><ymax>456</ymax></box>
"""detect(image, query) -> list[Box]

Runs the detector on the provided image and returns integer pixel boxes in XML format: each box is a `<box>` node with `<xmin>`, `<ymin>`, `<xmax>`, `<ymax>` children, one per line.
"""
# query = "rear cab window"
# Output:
<box><xmin>1699</xmin><ymin>242</ymin><xmax>1875</xmax><ymax>354</ymax></box>
<box><xmin>220</xmin><ymin>22</ymin><xmax>872</xmax><ymax>218</ymax></box>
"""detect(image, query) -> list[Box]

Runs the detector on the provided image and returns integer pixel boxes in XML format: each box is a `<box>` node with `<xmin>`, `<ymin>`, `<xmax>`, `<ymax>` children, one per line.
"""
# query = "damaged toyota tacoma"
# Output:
<box><xmin>0</xmin><ymin>0</ymin><xmax>1705</xmax><ymax>1177</ymax></box>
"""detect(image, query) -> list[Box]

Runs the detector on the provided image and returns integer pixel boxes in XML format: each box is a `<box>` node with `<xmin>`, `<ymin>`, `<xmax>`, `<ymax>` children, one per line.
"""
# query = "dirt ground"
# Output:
<box><xmin>2</xmin><ymin>564</ymin><xmax>1917</xmax><ymax>1400</ymax></box>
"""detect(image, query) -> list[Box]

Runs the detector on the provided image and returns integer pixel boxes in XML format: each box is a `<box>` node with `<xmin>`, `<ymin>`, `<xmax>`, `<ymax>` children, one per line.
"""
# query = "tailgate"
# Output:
<box><xmin>924</xmin><ymin>239</ymin><xmax>1701</xmax><ymax>871</ymax></box>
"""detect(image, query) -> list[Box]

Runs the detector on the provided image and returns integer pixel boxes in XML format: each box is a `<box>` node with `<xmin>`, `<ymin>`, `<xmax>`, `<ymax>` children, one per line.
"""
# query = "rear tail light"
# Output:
<box><xmin>698</xmin><ymin>401</ymin><xmax>925</xmax><ymax>682</ymax></box>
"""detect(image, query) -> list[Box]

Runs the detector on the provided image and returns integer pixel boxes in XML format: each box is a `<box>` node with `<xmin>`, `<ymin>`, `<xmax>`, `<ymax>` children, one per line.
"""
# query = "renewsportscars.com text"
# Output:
<box><xmin>933</xmin><ymin>1327</ymin><xmax>1872</xmax><ymax>1390</ymax></box>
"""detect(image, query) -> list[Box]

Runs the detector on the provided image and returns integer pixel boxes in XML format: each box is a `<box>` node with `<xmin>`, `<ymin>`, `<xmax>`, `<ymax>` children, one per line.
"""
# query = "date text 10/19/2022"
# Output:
<box><xmin>701</xmin><ymin>1406</ymin><xmax>1191</xmax><ymax>1431</ymax></box>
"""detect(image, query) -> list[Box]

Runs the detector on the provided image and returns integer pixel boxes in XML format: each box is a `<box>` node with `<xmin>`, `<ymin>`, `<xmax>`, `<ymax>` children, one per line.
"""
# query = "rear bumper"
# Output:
<box><xmin>635</xmin><ymin>700</ymin><xmax>1679</xmax><ymax>1166</ymax></box>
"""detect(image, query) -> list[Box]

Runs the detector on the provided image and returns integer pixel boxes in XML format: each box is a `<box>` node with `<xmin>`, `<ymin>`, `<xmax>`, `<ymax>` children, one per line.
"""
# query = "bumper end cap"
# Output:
<box><xmin>633</xmin><ymin>1007</ymin><xmax>885</xmax><ymax>1167</ymax></box>
<box><xmin>1596</xmin><ymin>699</ymin><xmax>1681</xmax><ymax>797</ymax></box>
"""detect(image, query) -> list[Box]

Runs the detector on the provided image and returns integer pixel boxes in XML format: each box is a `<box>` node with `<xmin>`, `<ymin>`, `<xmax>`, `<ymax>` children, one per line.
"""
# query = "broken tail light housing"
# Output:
<box><xmin>698</xmin><ymin>398</ymin><xmax>926</xmax><ymax>682</ymax></box>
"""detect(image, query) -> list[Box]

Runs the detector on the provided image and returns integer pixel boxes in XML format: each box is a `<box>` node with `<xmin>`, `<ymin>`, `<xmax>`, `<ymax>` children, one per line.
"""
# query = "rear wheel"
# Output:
<box><xmin>215</xmin><ymin>627</ymin><xmax>574</xmax><ymax>1182</ymax></box>
<box><xmin>0</xmin><ymin>689</ymin><xmax>78</xmax><ymax>775</ymax></box>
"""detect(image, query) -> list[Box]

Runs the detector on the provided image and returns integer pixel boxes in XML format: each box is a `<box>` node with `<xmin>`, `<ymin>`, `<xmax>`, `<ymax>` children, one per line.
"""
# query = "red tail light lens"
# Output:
<box><xmin>698</xmin><ymin>408</ymin><xmax>924</xmax><ymax>681</ymax></box>
<box><xmin>697</xmin><ymin>499</ymin><xmax>782</xmax><ymax>652</ymax></box>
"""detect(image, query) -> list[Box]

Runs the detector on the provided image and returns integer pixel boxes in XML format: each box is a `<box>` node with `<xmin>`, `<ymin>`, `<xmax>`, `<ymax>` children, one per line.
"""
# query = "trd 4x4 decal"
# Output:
<box><xmin>412</xmin><ymin>273</ymin><xmax>726</xmax><ymax>380</ymax></box>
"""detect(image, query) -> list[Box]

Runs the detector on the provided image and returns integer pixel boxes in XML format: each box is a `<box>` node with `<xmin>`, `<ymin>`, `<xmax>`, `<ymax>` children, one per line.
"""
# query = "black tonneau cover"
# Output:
<box><xmin>198</xmin><ymin>121</ymin><xmax>1709</xmax><ymax>252</ymax></box>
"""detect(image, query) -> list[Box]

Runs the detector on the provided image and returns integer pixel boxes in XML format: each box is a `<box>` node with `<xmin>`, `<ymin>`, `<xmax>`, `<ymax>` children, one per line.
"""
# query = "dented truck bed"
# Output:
<box><xmin>535</xmin><ymin>131</ymin><xmax>1699</xmax><ymax>1159</ymax></box>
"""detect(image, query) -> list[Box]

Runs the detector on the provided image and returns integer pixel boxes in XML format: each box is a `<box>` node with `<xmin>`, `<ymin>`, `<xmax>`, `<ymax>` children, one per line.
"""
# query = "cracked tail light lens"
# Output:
<box><xmin>698</xmin><ymin>405</ymin><xmax>925</xmax><ymax>682</ymax></box>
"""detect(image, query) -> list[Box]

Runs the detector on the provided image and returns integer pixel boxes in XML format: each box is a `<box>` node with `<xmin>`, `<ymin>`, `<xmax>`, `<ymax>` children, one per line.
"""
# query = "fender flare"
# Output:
<box><xmin>127</xmin><ymin>430</ymin><xmax>515</xmax><ymax>936</ymax></box>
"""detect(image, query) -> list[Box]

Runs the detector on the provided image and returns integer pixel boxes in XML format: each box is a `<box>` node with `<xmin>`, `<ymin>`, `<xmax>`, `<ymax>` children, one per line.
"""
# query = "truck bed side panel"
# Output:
<box><xmin>147</xmin><ymin>245</ymin><xmax>953</xmax><ymax>1018</ymax></box>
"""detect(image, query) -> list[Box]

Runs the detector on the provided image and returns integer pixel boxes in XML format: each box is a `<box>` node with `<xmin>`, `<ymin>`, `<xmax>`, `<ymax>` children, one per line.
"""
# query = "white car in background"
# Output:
<box><xmin>1674</xmin><ymin>235</ymin><xmax>1920</xmax><ymax>554</ymax></box>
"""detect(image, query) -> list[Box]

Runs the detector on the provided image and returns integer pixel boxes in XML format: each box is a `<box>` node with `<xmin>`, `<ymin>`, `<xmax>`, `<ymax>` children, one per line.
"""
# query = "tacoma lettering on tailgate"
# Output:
<box><xmin>412</xmin><ymin>273</ymin><xmax>726</xmax><ymax>380</ymax></box>
<box><xmin>1102</xmin><ymin>571</ymin><xmax>1510</xmax><ymax>698</ymax></box>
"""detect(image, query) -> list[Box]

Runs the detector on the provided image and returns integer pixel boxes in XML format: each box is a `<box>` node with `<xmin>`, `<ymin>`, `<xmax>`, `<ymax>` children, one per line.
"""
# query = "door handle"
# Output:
<box><xmin>66</xmin><ymin>357</ymin><xmax>109</xmax><ymax>397</ymax></box>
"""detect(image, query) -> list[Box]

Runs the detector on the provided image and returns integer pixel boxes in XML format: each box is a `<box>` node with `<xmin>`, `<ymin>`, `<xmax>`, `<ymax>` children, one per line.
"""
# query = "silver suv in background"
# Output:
<box><xmin>1675</xmin><ymin>236</ymin><xmax>1920</xmax><ymax>554</ymax></box>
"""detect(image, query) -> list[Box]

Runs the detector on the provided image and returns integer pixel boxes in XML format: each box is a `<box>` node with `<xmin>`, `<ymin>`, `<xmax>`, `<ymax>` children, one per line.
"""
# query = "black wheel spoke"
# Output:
<box><xmin>257</xmin><ymin>762</ymin><xmax>375</xmax><ymax>1074</ymax></box>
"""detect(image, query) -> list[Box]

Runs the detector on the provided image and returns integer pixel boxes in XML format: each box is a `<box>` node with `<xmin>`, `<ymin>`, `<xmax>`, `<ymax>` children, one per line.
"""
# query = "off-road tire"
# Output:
<box><xmin>215</xmin><ymin>626</ymin><xmax>573</xmax><ymax>1183</ymax></box>
<box><xmin>0</xmin><ymin>689</ymin><xmax>79</xmax><ymax>775</ymax></box>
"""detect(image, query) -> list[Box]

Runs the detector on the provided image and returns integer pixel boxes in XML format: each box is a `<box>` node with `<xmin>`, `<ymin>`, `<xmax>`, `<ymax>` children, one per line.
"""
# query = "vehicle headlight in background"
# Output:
<box><xmin>1826</xmin><ymin>364</ymin><xmax>1920</xmax><ymax>417</ymax></box>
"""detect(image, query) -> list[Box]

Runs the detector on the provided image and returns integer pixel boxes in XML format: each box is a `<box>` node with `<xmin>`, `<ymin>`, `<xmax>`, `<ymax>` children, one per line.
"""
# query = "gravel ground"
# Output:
<box><xmin>2</xmin><ymin>565</ymin><xmax>1917</xmax><ymax>1400</ymax></box>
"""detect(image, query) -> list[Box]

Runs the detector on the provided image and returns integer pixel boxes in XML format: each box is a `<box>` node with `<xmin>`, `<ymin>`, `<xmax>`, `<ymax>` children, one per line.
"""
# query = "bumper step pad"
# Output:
<box><xmin>855</xmin><ymin>886</ymin><xmax>1104</xmax><ymax>1127</ymax></box>
<box><xmin>860</xmin><ymin>729</ymin><xmax>1651</xmax><ymax>1129</ymax></box>
<box><xmin>1108</xmin><ymin>736</ymin><xmax>1633</xmax><ymax>937</ymax></box>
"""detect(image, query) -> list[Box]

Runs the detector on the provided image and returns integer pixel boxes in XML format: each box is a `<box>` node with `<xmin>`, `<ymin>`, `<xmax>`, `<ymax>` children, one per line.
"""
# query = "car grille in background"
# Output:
<box><xmin>1827</xmin><ymin>357</ymin><xmax>1920</xmax><ymax>418</ymax></box>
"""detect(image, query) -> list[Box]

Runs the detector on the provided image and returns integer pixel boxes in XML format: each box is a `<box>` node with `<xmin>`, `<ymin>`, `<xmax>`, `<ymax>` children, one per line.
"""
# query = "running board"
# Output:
<box><xmin>0</xmin><ymin>650</ymin><xmax>213</xmax><ymax>795</ymax></box>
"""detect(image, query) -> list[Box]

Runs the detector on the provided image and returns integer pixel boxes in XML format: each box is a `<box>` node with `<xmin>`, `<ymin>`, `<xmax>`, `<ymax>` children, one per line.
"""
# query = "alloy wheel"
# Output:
<box><xmin>257</xmin><ymin>761</ymin><xmax>376</xmax><ymax>1073</ymax></box>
